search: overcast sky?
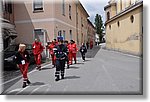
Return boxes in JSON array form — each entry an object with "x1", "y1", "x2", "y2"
[{"x1": 80, "y1": 0, "x2": 109, "y2": 25}]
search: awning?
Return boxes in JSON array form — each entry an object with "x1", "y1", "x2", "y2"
[
  {"x1": 2, "y1": 28, "x2": 17, "y2": 40},
  {"x1": 1, "y1": 18, "x2": 17, "y2": 39},
  {"x1": 1, "y1": 19, "x2": 15, "y2": 29}
]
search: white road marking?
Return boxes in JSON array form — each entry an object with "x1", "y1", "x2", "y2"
[
  {"x1": 6, "y1": 88, "x2": 22, "y2": 94},
  {"x1": 29, "y1": 84, "x2": 48, "y2": 95},
  {"x1": 44, "y1": 87, "x2": 50, "y2": 94},
  {"x1": 15, "y1": 85, "x2": 30, "y2": 95}
]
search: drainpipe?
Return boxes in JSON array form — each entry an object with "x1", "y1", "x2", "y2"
[{"x1": 0, "y1": 1, "x2": 4, "y2": 94}]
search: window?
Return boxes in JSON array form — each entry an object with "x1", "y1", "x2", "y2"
[
  {"x1": 107, "y1": 12, "x2": 110, "y2": 21},
  {"x1": 81, "y1": 33, "x2": 83, "y2": 43},
  {"x1": 77, "y1": 33, "x2": 79, "y2": 45},
  {"x1": 63, "y1": 30, "x2": 66, "y2": 40},
  {"x1": 34, "y1": 29, "x2": 44, "y2": 44},
  {"x1": 77, "y1": 12, "x2": 78, "y2": 24},
  {"x1": 129, "y1": 0, "x2": 131, "y2": 5},
  {"x1": 109, "y1": 25, "x2": 111, "y2": 30},
  {"x1": 70, "y1": 30, "x2": 72, "y2": 40},
  {"x1": 120, "y1": 0, "x2": 122, "y2": 11},
  {"x1": 81, "y1": 17, "x2": 83, "y2": 27},
  {"x1": 130, "y1": 15, "x2": 134, "y2": 23},
  {"x1": 62, "y1": 0, "x2": 65, "y2": 16},
  {"x1": 117, "y1": 21, "x2": 120, "y2": 27},
  {"x1": 58, "y1": 30, "x2": 62, "y2": 37},
  {"x1": 69, "y1": 5, "x2": 72, "y2": 19},
  {"x1": 3, "y1": 2, "x2": 12, "y2": 14},
  {"x1": 33, "y1": 0, "x2": 43, "y2": 11}
]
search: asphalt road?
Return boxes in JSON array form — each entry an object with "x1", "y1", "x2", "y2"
[{"x1": 1, "y1": 47, "x2": 142, "y2": 95}]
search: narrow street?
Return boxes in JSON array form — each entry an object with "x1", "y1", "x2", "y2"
[{"x1": 1, "y1": 47, "x2": 142, "y2": 95}]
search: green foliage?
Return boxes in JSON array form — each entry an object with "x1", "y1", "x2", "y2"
[{"x1": 94, "y1": 14, "x2": 104, "y2": 42}]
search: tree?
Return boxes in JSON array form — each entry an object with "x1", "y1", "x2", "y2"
[{"x1": 94, "y1": 14, "x2": 104, "y2": 43}]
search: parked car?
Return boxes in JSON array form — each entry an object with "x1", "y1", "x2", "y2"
[{"x1": 4, "y1": 44, "x2": 35, "y2": 70}]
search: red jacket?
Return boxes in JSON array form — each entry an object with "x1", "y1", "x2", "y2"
[
  {"x1": 67, "y1": 43, "x2": 72, "y2": 53},
  {"x1": 71, "y1": 43, "x2": 78, "y2": 53},
  {"x1": 32, "y1": 42, "x2": 44, "y2": 55},
  {"x1": 48, "y1": 43, "x2": 55, "y2": 55}
]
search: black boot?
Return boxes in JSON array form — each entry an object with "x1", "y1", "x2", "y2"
[
  {"x1": 61, "y1": 75, "x2": 64, "y2": 79},
  {"x1": 27, "y1": 79, "x2": 31, "y2": 85},
  {"x1": 22, "y1": 82, "x2": 27, "y2": 88},
  {"x1": 67, "y1": 64, "x2": 69, "y2": 69},
  {"x1": 55, "y1": 75, "x2": 60, "y2": 81},
  {"x1": 52, "y1": 65, "x2": 55, "y2": 68},
  {"x1": 38, "y1": 65, "x2": 42, "y2": 71},
  {"x1": 75, "y1": 61, "x2": 77, "y2": 64}
]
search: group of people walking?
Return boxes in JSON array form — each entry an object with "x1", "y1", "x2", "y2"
[{"x1": 14, "y1": 38, "x2": 88, "y2": 88}]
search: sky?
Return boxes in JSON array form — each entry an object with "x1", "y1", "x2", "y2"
[{"x1": 79, "y1": 0, "x2": 109, "y2": 25}]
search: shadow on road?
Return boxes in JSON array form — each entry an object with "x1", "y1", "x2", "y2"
[
  {"x1": 31, "y1": 82, "x2": 45, "y2": 86},
  {"x1": 41, "y1": 67, "x2": 54, "y2": 71},
  {"x1": 68, "y1": 66, "x2": 80, "y2": 69},
  {"x1": 64, "y1": 76, "x2": 80, "y2": 80},
  {"x1": 75, "y1": 62, "x2": 84, "y2": 65},
  {"x1": 84, "y1": 59, "x2": 91, "y2": 62}
]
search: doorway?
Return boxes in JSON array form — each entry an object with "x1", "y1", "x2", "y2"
[{"x1": 34, "y1": 29, "x2": 47, "y2": 59}]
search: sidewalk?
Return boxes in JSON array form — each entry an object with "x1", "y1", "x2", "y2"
[{"x1": 2, "y1": 48, "x2": 142, "y2": 95}]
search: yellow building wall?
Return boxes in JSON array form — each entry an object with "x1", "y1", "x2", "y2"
[{"x1": 106, "y1": 6, "x2": 142, "y2": 55}]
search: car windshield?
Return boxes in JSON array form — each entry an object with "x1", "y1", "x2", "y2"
[{"x1": 5, "y1": 45, "x2": 18, "y2": 51}]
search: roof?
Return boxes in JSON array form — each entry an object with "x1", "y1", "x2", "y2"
[
  {"x1": 87, "y1": 19, "x2": 95, "y2": 29},
  {"x1": 77, "y1": 0, "x2": 90, "y2": 17},
  {"x1": 104, "y1": 2, "x2": 116, "y2": 11}
]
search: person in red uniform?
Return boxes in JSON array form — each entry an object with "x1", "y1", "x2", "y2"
[
  {"x1": 70, "y1": 40, "x2": 78, "y2": 64},
  {"x1": 15, "y1": 44, "x2": 31, "y2": 88},
  {"x1": 53, "y1": 39, "x2": 58, "y2": 46},
  {"x1": 68, "y1": 41, "x2": 73, "y2": 65},
  {"x1": 32, "y1": 39, "x2": 44, "y2": 70},
  {"x1": 47, "y1": 40, "x2": 56, "y2": 68},
  {"x1": 90, "y1": 40, "x2": 93, "y2": 49}
]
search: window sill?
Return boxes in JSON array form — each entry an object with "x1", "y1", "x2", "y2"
[{"x1": 33, "y1": 10, "x2": 44, "y2": 13}]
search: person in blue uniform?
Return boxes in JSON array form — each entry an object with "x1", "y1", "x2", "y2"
[{"x1": 54, "y1": 39, "x2": 68, "y2": 81}]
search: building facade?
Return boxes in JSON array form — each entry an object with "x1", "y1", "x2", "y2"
[
  {"x1": 104, "y1": 0, "x2": 143, "y2": 56},
  {"x1": 12, "y1": 0, "x2": 90, "y2": 57},
  {"x1": 13, "y1": 0, "x2": 89, "y2": 45},
  {"x1": 0, "y1": 0, "x2": 17, "y2": 49},
  {"x1": 87, "y1": 19, "x2": 96, "y2": 45}
]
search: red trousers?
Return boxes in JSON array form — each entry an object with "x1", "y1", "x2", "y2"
[
  {"x1": 69, "y1": 53, "x2": 76, "y2": 64},
  {"x1": 51, "y1": 54, "x2": 56, "y2": 65},
  {"x1": 68, "y1": 52, "x2": 72, "y2": 65},
  {"x1": 34, "y1": 54, "x2": 41, "y2": 65},
  {"x1": 18, "y1": 63, "x2": 29, "y2": 80},
  {"x1": 72, "y1": 53, "x2": 77, "y2": 62}
]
